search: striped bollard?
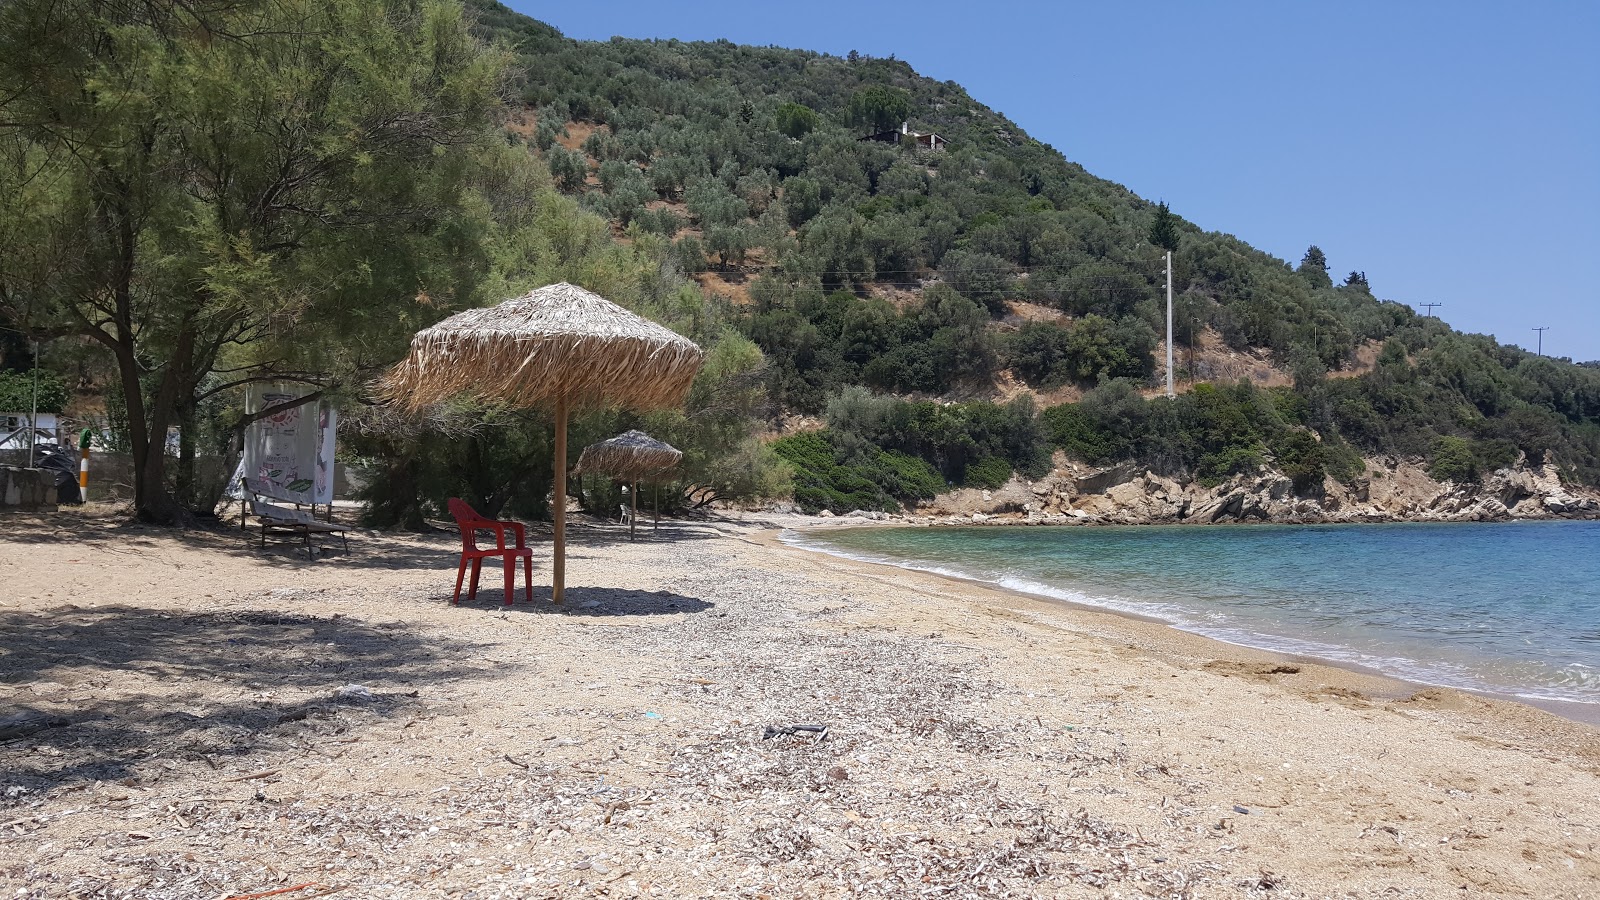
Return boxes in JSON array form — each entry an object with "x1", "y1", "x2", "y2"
[{"x1": 78, "y1": 428, "x2": 92, "y2": 503}]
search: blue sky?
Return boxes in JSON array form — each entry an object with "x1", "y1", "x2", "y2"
[{"x1": 508, "y1": 1, "x2": 1600, "y2": 361}]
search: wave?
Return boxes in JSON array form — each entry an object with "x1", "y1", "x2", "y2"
[{"x1": 781, "y1": 528, "x2": 1600, "y2": 707}]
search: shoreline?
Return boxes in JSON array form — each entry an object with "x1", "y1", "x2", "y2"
[
  {"x1": 808, "y1": 507, "x2": 1600, "y2": 529},
  {"x1": 774, "y1": 521, "x2": 1600, "y2": 728},
  {"x1": 7, "y1": 508, "x2": 1600, "y2": 897}
]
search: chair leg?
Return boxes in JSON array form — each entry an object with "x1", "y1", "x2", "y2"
[
  {"x1": 502, "y1": 555, "x2": 515, "y2": 606},
  {"x1": 468, "y1": 558, "x2": 482, "y2": 602},
  {"x1": 453, "y1": 556, "x2": 469, "y2": 605},
  {"x1": 522, "y1": 554, "x2": 533, "y2": 603}
]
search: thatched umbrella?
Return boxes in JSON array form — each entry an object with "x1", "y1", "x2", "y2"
[
  {"x1": 572, "y1": 430, "x2": 682, "y2": 540},
  {"x1": 384, "y1": 283, "x2": 704, "y2": 602}
]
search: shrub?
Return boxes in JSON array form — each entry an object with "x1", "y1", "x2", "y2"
[
  {"x1": 939, "y1": 249, "x2": 1012, "y2": 315},
  {"x1": 769, "y1": 430, "x2": 946, "y2": 513},
  {"x1": 1271, "y1": 429, "x2": 1326, "y2": 494},
  {"x1": 1197, "y1": 446, "x2": 1264, "y2": 487},
  {"x1": 0, "y1": 370, "x2": 69, "y2": 414},
  {"x1": 873, "y1": 450, "x2": 946, "y2": 500},
  {"x1": 1428, "y1": 435, "x2": 1477, "y2": 483},
  {"x1": 774, "y1": 102, "x2": 819, "y2": 139},
  {"x1": 1321, "y1": 439, "x2": 1367, "y2": 484},
  {"x1": 962, "y1": 456, "x2": 1012, "y2": 490}
]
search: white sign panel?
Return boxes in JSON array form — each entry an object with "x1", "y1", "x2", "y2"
[{"x1": 243, "y1": 385, "x2": 337, "y2": 505}]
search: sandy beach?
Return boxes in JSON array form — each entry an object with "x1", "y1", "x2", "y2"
[{"x1": 2, "y1": 508, "x2": 1597, "y2": 899}]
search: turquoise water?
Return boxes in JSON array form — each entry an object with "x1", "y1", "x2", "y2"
[{"x1": 790, "y1": 522, "x2": 1600, "y2": 708}]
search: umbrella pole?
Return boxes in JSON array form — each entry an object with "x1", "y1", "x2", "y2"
[
  {"x1": 630, "y1": 480, "x2": 638, "y2": 541},
  {"x1": 552, "y1": 396, "x2": 567, "y2": 604}
]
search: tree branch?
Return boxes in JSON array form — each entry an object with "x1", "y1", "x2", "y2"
[
  {"x1": 235, "y1": 389, "x2": 326, "y2": 431},
  {"x1": 197, "y1": 372, "x2": 324, "y2": 402}
]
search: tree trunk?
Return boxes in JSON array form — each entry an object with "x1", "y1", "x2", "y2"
[
  {"x1": 111, "y1": 344, "x2": 151, "y2": 512},
  {"x1": 175, "y1": 398, "x2": 197, "y2": 512},
  {"x1": 129, "y1": 325, "x2": 194, "y2": 525}
]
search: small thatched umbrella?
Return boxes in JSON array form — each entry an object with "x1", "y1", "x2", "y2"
[
  {"x1": 572, "y1": 430, "x2": 682, "y2": 539},
  {"x1": 385, "y1": 283, "x2": 704, "y2": 602}
]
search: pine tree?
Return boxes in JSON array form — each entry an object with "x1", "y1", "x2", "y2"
[
  {"x1": 1148, "y1": 201, "x2": 1180, "y2": 253},
  {"x1": 1298, "y1": 245, "x2": 1332, "y2": 288}
]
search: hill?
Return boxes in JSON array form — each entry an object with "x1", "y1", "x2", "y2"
[
  {"x1": 2, "y1": 0, "x2": 1595, "y2": 523},
  {"x1": 465, "y1": 0, "x2": 1600, "y2": 509}
]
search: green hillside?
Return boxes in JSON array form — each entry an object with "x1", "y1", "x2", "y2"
[
  {"x1": 468, "y1": 0, "x2": 1600, "y2": 504},
  {"x1": 1, "y1": 0, "x2": 1595, "y2": 523}
]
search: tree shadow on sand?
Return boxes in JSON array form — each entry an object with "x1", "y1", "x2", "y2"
[
  {"x1": 431, "y1": 585, "x2": 714, "y2": 618},
  {"x1": 1, "y1": 509, "x2": 730, "y2": 572},
  {"x1": 0, "y1": 604, "x2": 507, "y2": 795}
]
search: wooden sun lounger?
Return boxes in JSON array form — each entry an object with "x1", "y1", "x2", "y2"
[{"x1": 240, "y1": 477, "x2": 351, "y2": 559}]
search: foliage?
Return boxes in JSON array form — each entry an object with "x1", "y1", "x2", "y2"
[
  {"x1": 774, "y1": 103, "x2": 821, "y2": 139},
  {"x1": 466, "y1": 3, "x2": 1600, "y2": 498},
  {"x1": 1271, "y1": 430, "x2": 1328, "y2": 493},
  {"x1": 8, "y1": 0, "x2": 1600, "y2": 530},
  {"x1": 1428, "y1": 435, "x2": 1477, "y2": 483},
  {"x1": 1041, "y1": 380, "x2": 1359, "y2": 494},
  {"x1": 963, "y1": 456, "x2": 1012, "y2": 489},
  {"x1": 0, "y1": 0, "x2": 511, "y2": 520},
  {"x1": 1148, "y1": 201, "x2": 1180, "y2": 253},
  {"x1": 0, "y1": 370, "x2": 69, "y2": 414},
  {"x1": 1297, "y1": 245, "x2": 1332, "y2": 289},
  {"x1": 846, "y1": 85, "x2": 911, "y2": 134},
  {"x1": 1007, "y1": 316, "x2": 1154, "y2": 386},
  {"x1": 770, "y1": 430, "x2": 942, "y2": 513},
  {"x1": 824, "y1": 387, "x2": 1049, "y2": 484}
]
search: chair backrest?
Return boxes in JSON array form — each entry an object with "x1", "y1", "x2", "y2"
[
  {"x1": 243, "y1": 476, "x2": 319, "y2": 518},
  {"x1": 447, "y1": 497, "x2": 484, "y2": 550},
  {"x1": 240, "y1": 478, "x2": 282, "y2": 521}
]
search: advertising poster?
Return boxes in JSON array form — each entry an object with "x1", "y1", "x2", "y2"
[{"x1": 243, "y1": 384, "x2": 337, "y2": 505}]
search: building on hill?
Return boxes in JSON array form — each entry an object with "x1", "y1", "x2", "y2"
[{"x1": 859, "y1": 121, "x2": 947, "y2": 152}]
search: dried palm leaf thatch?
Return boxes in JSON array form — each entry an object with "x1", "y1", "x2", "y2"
[
  {"x1": 381, "y1": 282, "x2": 703, "y2": 604},
  {"x1": 382, "y1": 282, "x2": 705, "y2": 414},
  {"x1": 342, "y1": 397, "x2": 491, "y2": 440},
  {"x1": 572, "y1": 430, "x2": 683, "y2": 482}
]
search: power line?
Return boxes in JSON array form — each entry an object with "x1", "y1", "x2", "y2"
[
  {"x1": 708, "y1": 263, "x2": 1160, "y2": 278},
  {"x1": 1421, "y1": 302, "x2": 1442, "y2": 318}
]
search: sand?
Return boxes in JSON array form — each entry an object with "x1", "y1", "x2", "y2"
[{"x1": 1, "y1": 507, "x2": 1597, "y2": 899}]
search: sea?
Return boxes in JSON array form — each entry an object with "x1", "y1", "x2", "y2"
[{"x1": 787, "y1": 521, "x2": 1600, "y2": 716}]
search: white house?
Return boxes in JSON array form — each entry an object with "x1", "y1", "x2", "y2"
[{"x1": 0, "y1": 412, "x2": 58, "y2": 450}]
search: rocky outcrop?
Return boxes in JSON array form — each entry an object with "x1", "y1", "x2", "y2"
[{"x1": 913, "y1": 454, "x2": 1600, "y2": 528}]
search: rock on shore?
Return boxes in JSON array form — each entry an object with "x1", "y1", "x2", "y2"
[{"x1": 913, "y1": 453, "x2": 1600, "y2": 527}]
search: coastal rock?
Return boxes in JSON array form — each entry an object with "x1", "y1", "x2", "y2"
[
  {"x1": 1545, "y1": 492, "x2": 1597, "y2": 515},
  {"x1": 1184, "y1": 493, "x2": 1243, "y2": 523},
  {"x1": 1104, "y1": 482, "x2": 1146, "y2": 509},
  {"x1": 919, "y1": 450, "x2": 1599, "y2": 528},
  {"x1": 1073, "y1": 463, "x2": 1138, "y2": 495}
]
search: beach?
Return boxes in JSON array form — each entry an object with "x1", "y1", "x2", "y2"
[{"x1": 2, "y1": 509, "x2": 1597, "y2": 899}]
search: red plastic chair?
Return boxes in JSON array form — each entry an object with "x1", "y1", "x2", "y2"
[{"x1": 447, "y1": 498, "x2": 534, "y2": 605}]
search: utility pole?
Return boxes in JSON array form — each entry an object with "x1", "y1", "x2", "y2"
[
  {"x1": 28, "y1": 340, "x2": 38, "y2": 469},
  {"x1": 1165, "y1": 250, "x2": 1174, "y2": 399},
  {"x1": 1421, "y1": 302, "x2": 1442, "y2": 318},
  {"x1": 1533, "y1": 326, "x2": 1549, "y2": 356},
  {"x1": 1148, "y1": 199, "x2": 1180, "y2": 397}
]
